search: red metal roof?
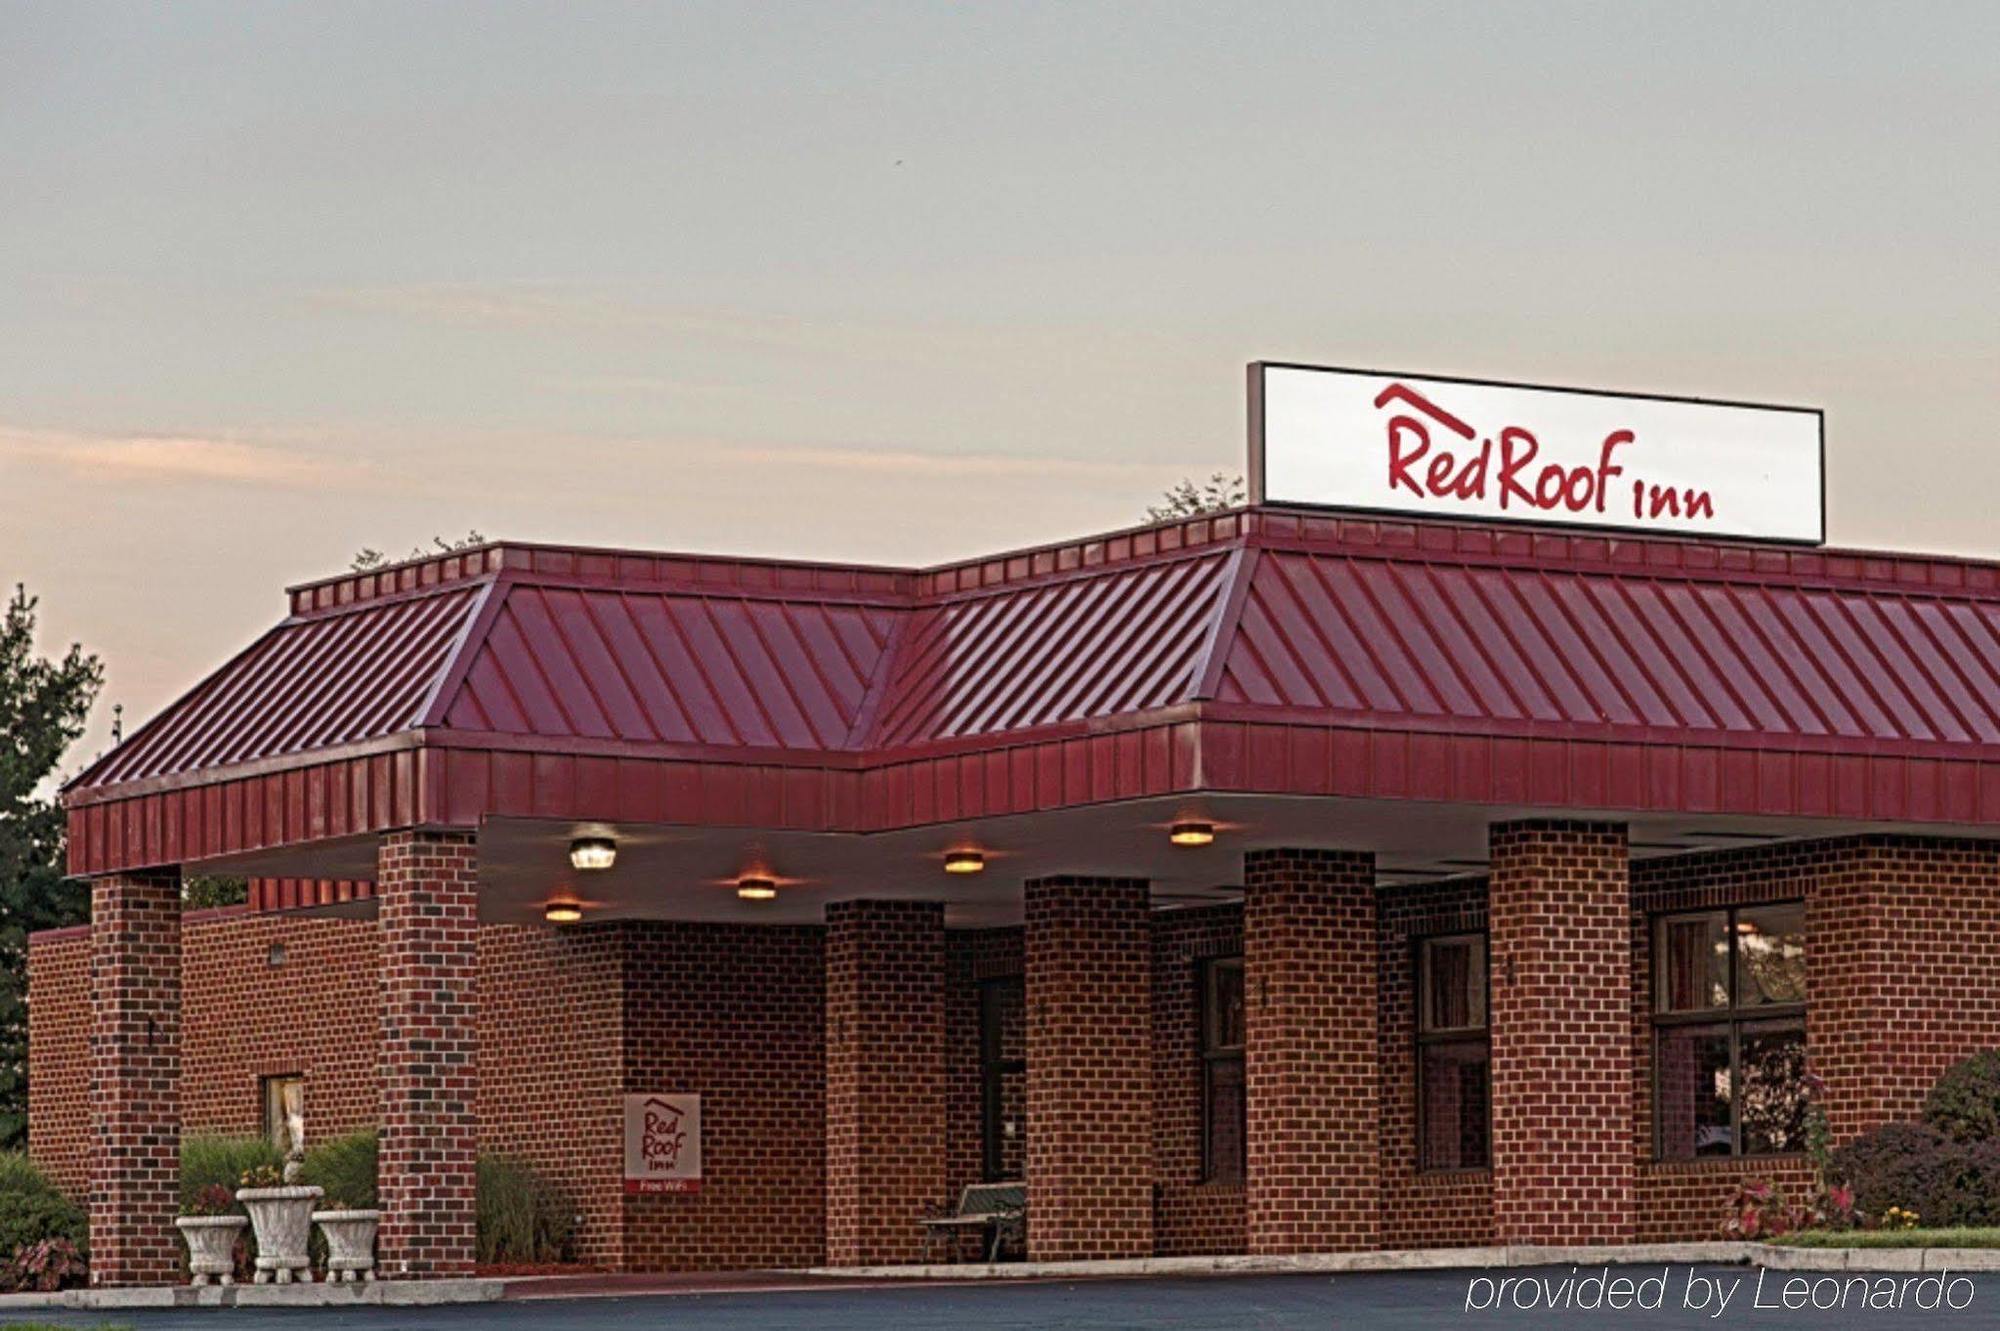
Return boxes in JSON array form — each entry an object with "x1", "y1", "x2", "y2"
[
  {"x1": 65, "y1": 509, "x2": 2000, "y2": 873},
  {"x1": 866, "y1": 550, "x2": 1234, "y2": 748},
  {"x1": 1218, "y1": 549, "x2": 2000, "y2": 747},
  {"x1": 76, "y1": 583, "x2": 484, "y2": 789},
  {"x1": 442, "y1": 585, "x2": 899, "y2": 750}
]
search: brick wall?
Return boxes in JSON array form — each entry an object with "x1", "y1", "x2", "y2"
[
  {"x1": 1805, "y1": 837, "x2": 2000, "y2": 1140},
  {"x1": 1377, "y1": 878, "x2": 1494, "y2": 1248},
  {"x1": 1243, "y1": 849, "x2": 1379, "y2": 1253},
  {"x1": 1023, "y1": 875, "x2": 1153, "y2": 1260},
  {"x1": 477, "y1": 924, "x2": 626, "y2": 1271},
  {"x1": 1150, "y1": 904, "x2": 1245, "y2": 1256},
  {"x1": 621, "y1": 922, "x2": 827, "y2": 1272},
  {"x1": 87, "y1": 872, "x2": 183, "y2": 1286},
  {"x1": 376, "y1": 831, "x2": 480, "y2": 1279},
  {"x1": 825, "y1": 901, "x2": 945, "y2": 1266},
  {"x1": 26, "y1": 927, "x2": 89, "y2": 1197},
  {"x1": 1489, "y1": 820, "x2": 1635, "y2": 1245}
]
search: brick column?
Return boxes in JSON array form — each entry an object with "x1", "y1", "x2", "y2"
[
  {"x1": 824, "y1": 900, "x2": 946, "y2": 1266},
  {"x1": 377, "y1": 830, "x2": 479, "y2": 1279},
  {"x1": 87, "y1": 870, "x2": 182, "y2": 1287},
  {"x1": 1243, "y1": 849, "x2": 1379, "y2": 1254},
  {"x1": 1489, "y1": 820, "x2": 1633, "y2": 1245},
  {"x1": 1024, "y1": 875, "x2": 1152, "y2": 1260}
]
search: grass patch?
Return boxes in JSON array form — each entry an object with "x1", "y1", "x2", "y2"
[{"x1": 1776, "y1": 1227, "x2": 2000, "y2": 1249}]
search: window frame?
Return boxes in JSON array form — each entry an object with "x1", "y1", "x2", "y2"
[
  {"x1": 1199, "y1": 955, "x2": 1246, "y2": 1184},
  {"x1": 1650, "y1": 902, "x2": 1807, "y2": 1161},
  {"x1": 1414, "y1": 931, "x2": 1491, "y2": 1173},
  {"x1": 260, "y1": 1073, "x2": 305, "y2": 1156}
]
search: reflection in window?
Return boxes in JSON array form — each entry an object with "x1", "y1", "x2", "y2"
[
  {"x1": 1653, "y1": 904, "x2": 1807, "y2": 1159},
  {"x1": 262, "y1": 1074, "x2": 305, "y2": 1157},
  {"x1": 1418, "y1": 934, "x2": 1490, "y2": 1170}
]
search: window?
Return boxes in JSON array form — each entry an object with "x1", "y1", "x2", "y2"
[
  {"x1": 1653, "y1": 902, "x2": 1807, "y2": 1160},
  {"x1": 1417, "y1": 933, "x2": 1490, "y2": 1170},
  {"x1": 978, "y1": 978, "x2": 1027, "y2": 1181},
  {"x1": 261, "y1": 1074, "x2": 305, "y2": 1156},
  {"x1": 1201, "y1": 957, "x2": 1245, "y2": 1183}
]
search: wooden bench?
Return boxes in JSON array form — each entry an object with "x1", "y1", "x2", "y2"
[{"x1": 919, "y1": 1181, "x2": 1026, "y2": 1262}]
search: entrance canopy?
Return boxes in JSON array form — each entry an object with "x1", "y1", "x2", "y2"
[{"x1": 65, "y1": 507, "x2": 2000, "y2": 919}]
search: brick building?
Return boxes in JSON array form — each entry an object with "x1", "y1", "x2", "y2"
[{"x1": 31, "y1": 503, "x2": 2000, "y2": 1283}]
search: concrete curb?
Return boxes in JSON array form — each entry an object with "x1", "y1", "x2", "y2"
[
  {"x1": 803, "y1": 1242, "x2": 2000, "y2": 1280},
  {"x1": 0, "y1": 1277, "x2": 506, "y2": 1311}
]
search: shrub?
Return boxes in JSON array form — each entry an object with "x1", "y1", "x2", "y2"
[
  {"x1": 477, "y1": 1155, "x2": 575, "y2": 1266},
  {"x1": 298, "y1": 1129, "x2": 378, "y2": 1210},
  {"x1": 1924, "y1": 1050, "x2": 2000, "y2": 1144},
  {"x1": 179, "y1": 1136, "x2": 280, "y2": 1213},
  {"x1": 1, "y1": 1237, "x2": 88, "y2": 1293},
  {"x1": 0, "y1": 1154, "x2": 87, "y2": 1261},
  {"x1": 1830, "y1": 1121, "x2": 1960, "y2": 1223}
]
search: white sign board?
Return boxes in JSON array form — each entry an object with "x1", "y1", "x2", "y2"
[
  {"x1": 1250, "y1": 363, "x2": 1823, "y2": 544},
  {"x1": 623, "y1": 1093, "x2": 701, "y2": 1194}
]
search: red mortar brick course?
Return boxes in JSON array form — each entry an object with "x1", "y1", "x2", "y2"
[
  {"x1": 377, "y1": 831, "x2": 480, "y2": 1279},
  {"x1": 1377, "y1": 877, "x2": 1494, "y2": 1248},
  {"x1": 1151, "y1": 904, "x2": 1245, "y2": 1257},
  {"x1": 1244, "y1": 850, "x2": 1379, "y2": 1254},
  {"x1": 183, "y1": 913, "x2": 380, "y2": 1143},
  {"x1": 27, "y1": 931, "x2": 89, "y2": 1197},
  {"x1": 1490, "y1": 820, "x2": 1635, "y2": 1245},
  {"x1": 87, "y1": 872, "x2": 183, "y2": 1287},
  {"x1": 621, "y1": 922, "x2": 828, "y2": 1272},
  {"x1": 1024, "y1": 876, "x2": 1154, "y2": 1260},
  {"x1": 825, "y1": 901, "x2": 946, "y2": 1266},
  {"x1": 478, "y1": 924, "x2": 626, "y2": 1271}
]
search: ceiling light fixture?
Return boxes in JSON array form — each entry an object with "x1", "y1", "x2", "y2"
[
  {"x1": 569, "y1": 836, "x2": 617, "y2": 871},
  {"x1": 944, "y1": 850, "x2": 986, "y2": 875},
  {"x1": 1169, "y1": 821, "x2": 1216, "y2": 847},
  {"x1": 544, "y1": 900, "x2": 584, "y2": 925},
  {"x1": 736, "y1": 876, "x2": 778, "y2": 902}
]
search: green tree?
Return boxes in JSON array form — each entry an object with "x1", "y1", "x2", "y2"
[
  {"x1": 0, "y1": 585, "x2": 103, "y2": 1149},
  {"x1": 1147, "y1": 473, "x2": 1244, "y2": 522},
  {"x1": 352, "y1": 529, "x2": 486, "y2": 572}
]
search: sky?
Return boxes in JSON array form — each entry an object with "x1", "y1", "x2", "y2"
[{"x1": 3, "y1": 1, "x2": 1998, "y2": 771}]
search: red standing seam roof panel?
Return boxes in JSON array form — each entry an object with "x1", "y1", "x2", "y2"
[
  {"x1": 1215, "y1": 551, "x2": 2000, "y2": 745},
  {"x1": 442, "y1": 587, "x2": 900, "y2": 750},
  {"x1": 76, "y1": 584, "x2": 484, "y2": 788}
]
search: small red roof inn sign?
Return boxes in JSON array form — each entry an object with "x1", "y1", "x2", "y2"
[
  {"x1": 623, "y1": 1094, "x2": 702, "y2": 1195},
  {"x1": 1249, "y1": 362, "x2": 1824, "y2": 545}
]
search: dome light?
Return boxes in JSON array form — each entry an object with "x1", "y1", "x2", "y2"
[
  {"x1": 569, "y1": 836, "x2": 617, "y2": 871},
  {"x1": 944, "y1": 850, "x2": 986, "y2": 875},
  {"x1": 737, "y1": 876, "x2": 778, "y2": 902},
  {"x1": 1169, "y1": 821, "x2": 1216, "y2": 847},
  {"x1": 544, "y1": 900, "x2": 584, "y2": 925}
]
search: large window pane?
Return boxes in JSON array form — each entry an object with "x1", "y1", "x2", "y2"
[
  {"x1": 1420, "y1": 1040, "x2": 1491, "y2": 1170},
  {"x1": 1736, "y1": 903, "x2": 1807, "y2": 1007},
  {"x1": 1656, "y1": 1026, "x2": 1734, "y2": 1159},
  {"x1": 1421, "y1": 935, "x2": 1487, "y2": 1033},
  {"x1": 1740, "y1": 1023, "x2": 1809, "y2": 1155},
  {"x1": 1656, "y1": 912, "x2": 1730, "y2": 1013}
]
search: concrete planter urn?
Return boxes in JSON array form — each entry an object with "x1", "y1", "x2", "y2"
[
  {"x1": 235, "y1": 1185, "x2": 324, "y2": 1283},
  {"x1": 175, "y1": 1215, "x2": 248, "y2": 1285},
  {"x1": 312, "y1": 1209, "x2": 381, "y2": 1282}
]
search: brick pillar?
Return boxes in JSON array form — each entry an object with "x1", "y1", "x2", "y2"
[
  {"x1": 1024, "y1": 875, "x2": 1152, "y2": 1260},
  {"x1": 87, "y1": 871, "x2": 182, "y2": 1287},
  {"x1": 1489, "y1": 819, "x2": 1634, "y2": 1245},
  {"x1": 1243, "y1": 849, "x2": 1379, "y2": 1254},
  {"x1": 824, "y1": 900, "x2": 946, "y2": 1266},
  {"x1": 377, "y1": 830, "x2": 479, "y2": 1279}
]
